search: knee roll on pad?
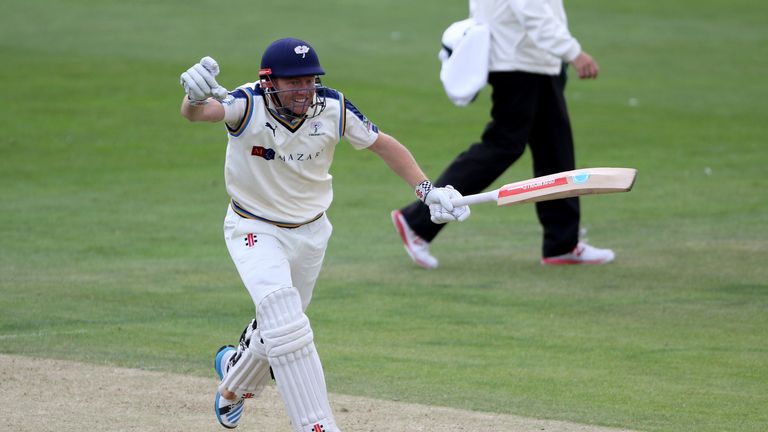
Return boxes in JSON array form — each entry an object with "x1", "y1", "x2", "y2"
[
  {"x1": 237, "y1": 319, "x2": 268, "y2": 359},
  {"x1": 258, "y1": 288, "x2": 338, "y2": 432}
]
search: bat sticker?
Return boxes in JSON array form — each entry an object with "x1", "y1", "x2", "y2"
[{"x1": 571, "y1": 173, "x2": 590, "y2": 184}]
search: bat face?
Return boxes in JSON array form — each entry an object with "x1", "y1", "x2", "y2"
[
  {"x1": 498, "y1": 175, "x2": 569, "y2": 199},
  {"x1": 496, "y1": 167, "x2": 637, "y2": 206}
]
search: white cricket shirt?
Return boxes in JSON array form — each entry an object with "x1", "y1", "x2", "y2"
[{"x1": 220, "y1": 83, "x2": 379, "y2": 224}]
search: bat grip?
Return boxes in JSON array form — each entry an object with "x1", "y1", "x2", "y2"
[{"x1": 450, "y1": 190, "x2": 498, "y2": 207}]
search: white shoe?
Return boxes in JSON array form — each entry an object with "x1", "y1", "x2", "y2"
[
  {"x1": 215, "y1": 346, "x2": 244, "y2": 429},
  {"x1": 391, "y1": 210, "x2": 438, "y2": 269},
  {"x1": 215, "y1": 393, "x2": 244, "y2": 429},
  {"x1": 541, "y1": 242, "x2": 615, "y2": 265}
]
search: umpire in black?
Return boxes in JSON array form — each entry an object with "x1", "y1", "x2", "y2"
[{"x1": 391, "y1": 0, "x2": 616, "y2": 268}]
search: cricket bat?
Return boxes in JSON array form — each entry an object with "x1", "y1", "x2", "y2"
[{"x1": 450, "y1": 167, "x2": 637, "y2": 207}]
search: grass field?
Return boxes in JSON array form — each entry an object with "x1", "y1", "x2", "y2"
[{"x1": 1, "y1": 1, "x2": 767, "y2": 431}]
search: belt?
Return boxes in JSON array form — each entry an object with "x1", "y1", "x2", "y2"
[{"x1": 231, "y1": 200, "x2": 323, "y2": 229}]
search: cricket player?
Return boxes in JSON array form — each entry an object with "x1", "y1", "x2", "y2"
[{"x1": 179, "y1": 38, "x2": 470, "y2": 431}]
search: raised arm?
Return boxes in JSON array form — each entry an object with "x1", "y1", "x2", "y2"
[
  {"x1": 180, "y1": 96, "x2": 226, "y2": 122},
  {"x1": 179, "y1": 56, "x2": 229, "y2": 122}
]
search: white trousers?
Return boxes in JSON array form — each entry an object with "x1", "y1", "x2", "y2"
[{"x1": 223, "y1": 205, "x2": 333, "y2": 312}]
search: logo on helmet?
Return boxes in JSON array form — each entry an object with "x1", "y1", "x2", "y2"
[{"x1": 294, "y1": 45, "x2": 310, "y2": 58}]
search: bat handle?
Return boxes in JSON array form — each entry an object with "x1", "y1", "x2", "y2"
[{"x1": 450, "y1": 190, "x2": 498, "y2": 207}]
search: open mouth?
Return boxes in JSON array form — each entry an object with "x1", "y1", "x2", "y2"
[
  {"x1": 289, "y1": 97, "x2": 311, "y2": 113},
  {"x1": 268, "y1": 85, "x2": 325, "y2": 119}
]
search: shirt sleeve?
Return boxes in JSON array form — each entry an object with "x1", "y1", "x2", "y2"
[
  {"x1": 221, "y1": 90, "x2": 249, "y2": 126},
  {"x1": 507, "y1": 0, "x2": 581, "y2": 62},
  {"x1": 341, "y1": 97, "x2": 379, "y2": 149}
]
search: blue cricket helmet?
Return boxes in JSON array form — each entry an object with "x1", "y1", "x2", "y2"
[{"x1": 259, "y1": 38, "x2": 325, "y2": 78}]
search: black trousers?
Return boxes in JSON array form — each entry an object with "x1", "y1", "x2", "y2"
[{"x1": 400, "y1": 70, "x2": 580, "y2": 257}]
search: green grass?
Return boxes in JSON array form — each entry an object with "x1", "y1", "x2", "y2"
[{"x1": 1, "y1": 1, "x2": 767, "y2": 431}]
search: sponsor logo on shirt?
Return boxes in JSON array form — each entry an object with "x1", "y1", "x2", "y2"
[
  {"x1": 251, "y1": 145, "x2": 325, "y2": 163},
  {"x1": 362, "y1": 116, "x2": 374, "y2": 132},
  {"x1": 278, "y1": 151, "x2": 323, "y2": 162},
  {"x1": 308, "y1": 121, "x2": 325, "y2": 137},
  {"x1": 251, "y1": 146, "x2": 276, "y2": 160},
  {"x1": 265, "y1": 122, "x2": 277, "y2": 137}
]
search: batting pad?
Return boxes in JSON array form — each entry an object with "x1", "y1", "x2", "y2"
[
  {"x1": 259, "y1": 287, "x2": 339, "y2": 432},
  {"x1": 218, "y1": 319, "x2": 271, "y2": 398},
  {"x1": 218, "y1": 345, "x2": 271, "y2": 398}
]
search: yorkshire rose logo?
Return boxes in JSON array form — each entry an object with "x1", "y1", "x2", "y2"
[
  {"x1": 308, "y1": 121, "x2": 325, "y2": 137},
  {"x1": 294, "y1": 45, "x2": 310, "y2": 58}
]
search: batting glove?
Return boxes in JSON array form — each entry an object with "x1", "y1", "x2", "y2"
[
  {"x1": 417, "y1": 182, "x2": 471, "y2": 224},
  {"x1": 180, "y1": 56, "x2": 229, "y2": 105}
]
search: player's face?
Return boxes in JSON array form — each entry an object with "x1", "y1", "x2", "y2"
[{"x1": 272, "y1": 76, "x2": 317, "y2": 115}]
